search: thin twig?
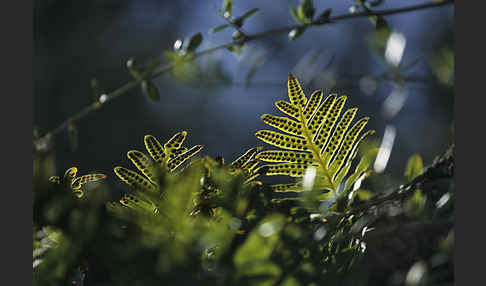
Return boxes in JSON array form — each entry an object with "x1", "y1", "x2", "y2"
[
  {"x1": 34, "y1": 0, "x2": 454, "y2": 147},
  {"x1": 346, "y1": 143, "x2": 454, "y2": 216}
]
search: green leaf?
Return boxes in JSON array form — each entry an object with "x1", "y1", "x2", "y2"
[
  {"x1": 222, "y1": 0, "x2": 232, "y2": 17},
  {"x1": 404, "y1": 188, "x2": 426, "y2": 218},
  {"x1": 210, "y1": 24, "x2": 230, "y2": 34},
  {"x1": 141, "y1": 80, "x2": 160, "y2": 102},
  {"x1": 342, "y1": 147, "x2": 379, "y2": 193},
  {"x1": 240, "y1": 8, "x2": 259, "y2": 20},
  {"x1": 300, "y1": 0, "x2": 315, "y2": 21},
  {"x1": 289, "y1": 8, "x2": 301, "y2": 23},
  {"x1": 184, "y1": 33, "x2": 203, "y2": 53},
  {"x1": 355, "y1": 189, "x2": 373, "y2": 200},
  {"x1": 232, "y1": 8, "x2": 260, "y2": 28},
  {"x1": 255, "y1": 74, "x2": 374, "y2": 196},
  {"x1": 404, "y1": 154, "x2": 423, "y2": 181},
  {"x1": 367, "y1": 16, "x2": 391, "y2": 57},
  {"x1": 314, "y1": 8, "x2": 332, "y2": 25},
  {"x1": 234, "y1": 214, "x2": 285, "y2": 266}
]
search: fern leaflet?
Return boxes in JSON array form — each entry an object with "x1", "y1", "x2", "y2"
[{"x1": 49, "y1": 167, "x2": 106, "y2": 198}]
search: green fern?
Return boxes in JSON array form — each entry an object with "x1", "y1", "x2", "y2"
[
  {"x1": 113, "y1": 131, "x2": 203, "y2": 212},
  {"x1": 49, "y1": 167, "x2": 106, "y2": 198},
  {"x1": 254, "y1": 73, "x2": 375, "y2": 197},
  {"x1": 228, "y1": 146, "x2": 268, "y2": 185}
]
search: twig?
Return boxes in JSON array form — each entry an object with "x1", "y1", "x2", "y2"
[
  {"x1": 347, "y1": 143, "x2": 454, "y2": 216},
  {"x1": 34, "y1": 0, "x2": 454, "y2": 148}
]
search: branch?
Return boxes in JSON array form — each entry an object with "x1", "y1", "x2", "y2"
[
  {"x1": 347, "y1": 143, "x2": 454, "y2": 216},
  {"x1": 34, "y1": 0, "x2": 454, "y2": 148}
]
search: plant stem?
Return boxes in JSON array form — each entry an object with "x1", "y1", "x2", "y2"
[
  {"x1": 346, "y1": 144, "x2": 454, "y2": 216},
  {"x1": 298, "y1": 106, "x2": 335, "y2": 193},
  {"x1": 34, "y1": 0, "x2": 453, "y2": 147}
]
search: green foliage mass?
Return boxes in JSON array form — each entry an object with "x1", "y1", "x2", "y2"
[{"x1": 33, "y1": 75, "x2": 453, "y2": 286}]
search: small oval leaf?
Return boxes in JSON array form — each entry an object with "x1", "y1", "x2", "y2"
[
  {"x1": 185, "y1": 33, "x2": 203, "y2": 53},
  {"x1": 210, "y1": 24, "x2": 230, "y2": 34},
  {"x1": 240, "y1": 8, "x2": 259, "y2": 20},
  {"x1": 404, "y1": 154, "x2": 423, "y2": 181},
  {"x1": 141, "y1": 80, "x2": 160, "y2": 102}
]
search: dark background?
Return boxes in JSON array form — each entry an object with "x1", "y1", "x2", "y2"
[{"x1": 34, "y1": 0, "x2": 454, "y2": 195}]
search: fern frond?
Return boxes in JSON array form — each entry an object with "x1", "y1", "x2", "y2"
[
  {"x1": 261, "y1": 114, "x2": 303, "y2": 137},
  {"x1": 113, "y1": 132, "x2": 204, "y2": 217},
  {"x1": 255, "y1": 130, "x2": 309, "y2": 151},
  {"x1": 256, "y1": 150, "x2": 313, "y2": 164},
  {"x1": 340, "y1": 130, "x2": 377, "y2": 192},
  {"x1": 127, "y1": 150, "x2": 158, "y2": 184},
  {"x1": 312, "y1": 95, "x2": 347, "y2": 145},
  {"x1": 63, "y1": 167, "x2": 78, "y2": 186},
  {"x1": 144, "y1": 135, "x2": 166, "y2": 164},
  {"x1": 275, "y1": 100, "x2": 299, "y2": 119},
  {"x1": 307, "y1": 93, "x2": 337, "y2": 137},
  {"x1": 303, "y1": 90, "x2": 323, "y2": 121},
  {"x1": 287, "y1": 72, "x2": 307, "y2": 106},
  {"x1": 48, "y1": 167, "x2": 107, "y2": 198},
  {"x1": 113, "y1": 130, "x2": 204, "y2": 218},
  {"x1": 164, "y1": 131, "x2": 188, "y2": 160},
  {"x1": 271, "y1": 183, "x2": 303, "y2": 192},
  {"x1": 230, "y1": 147, "x2": 261, "y2": 170},
  {"x1": 255, "y1": 163, "x2": 310, "y2": 177},
  {"x1": 120, "y1": 193, "x2": 158, "y2": 214},
  {"x1": 328, "y1": 118, "x2": 370, "y2": 175},
  {"x1": 49, "y1": 176, "x2": 61, "y2": 184},
  {"x1": 167, "y1": 145, "x2": 204, "y2": 171},
  {"x1": 321, "y1": 108, "x2": 359, "y2": 164},
  {"x1": 244, "y1": 172, "x2": 262, "y2": 184},
  {"x1": 114, "y1": 166, "x2": 158, "y2": 192},
  {"x1": 242, "y1": 158, "x2": 259, "y2": 171},
  {"x1": 255, "y1": 73, "x2": 375, "y2": 195},
  {"x1": 71, "y1": 174, "x2": 107, "y2": 190}
]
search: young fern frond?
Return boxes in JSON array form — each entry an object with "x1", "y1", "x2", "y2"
[
  {"x1": 49, "y1": 167, "x2": 106, "y2": 198},
  {"x1": 254, "y1": 73, "x2": 375, "y2": 195},
  {"x1": 229, "y1": 147, "x2": 265, "y2": 184},
  {"x1": 113, "y1": 131, "x2": 203, "y2": 213}
]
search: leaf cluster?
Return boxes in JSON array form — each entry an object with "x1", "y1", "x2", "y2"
[{"x1": 33, "y1": 75, "x2": 453, "y2": 286}]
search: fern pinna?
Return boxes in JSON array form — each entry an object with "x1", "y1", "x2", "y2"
[
  {"x1": 113, "y1": 131, "x2": 203, "y2": 212},
  {"x1": 254, "y1": 73, "x2": 375, "y2": 197},
  {"x1": 228, "y1": 146, "x2": 268, "y2": 185},
  {"x1": 49, "y1": 167, "x2": 106, "y2": 198}
]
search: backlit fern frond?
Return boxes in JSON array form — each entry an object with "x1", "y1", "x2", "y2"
[
  {"x1": 113, "y1": 131, "x2": 203, "y2": 213},
  {"x1": 229, "y1": 147, "x2": 267, "y2": 184},
  {"x1": 254, "y1": 73, "x2": 375, "y2": 196},
  {"x1": 49, "y1": 167, "x2": 106, "y2": 198},
  {"x1": 189, "y1": 147, "x2": 266, "y2": 217}
]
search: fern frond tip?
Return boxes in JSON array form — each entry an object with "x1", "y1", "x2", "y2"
[{"x1": 288, "y1": 72, "x2": 295, "y2": 80}]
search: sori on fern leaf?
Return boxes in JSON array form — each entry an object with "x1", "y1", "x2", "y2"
[
  {"x1": 112, "y1": 131, "x2": 203, "y2": 213},
  {"x1": 253, "y1": 73, "x2": 375, "y2": 199},
  {"x1": 228, "y1": 146, "x2": 269, "y2": 185},
  {"x1": 49, "y1": 167, "x2": 106, "y2": 198},
  {"x1": 110, "y1": 131, "x2": 266, "y2": 217}
]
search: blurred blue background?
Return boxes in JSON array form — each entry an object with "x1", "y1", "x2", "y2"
[{"x1": 34, "y1": 0, "x2": 454, "y2": 192}]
